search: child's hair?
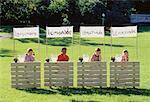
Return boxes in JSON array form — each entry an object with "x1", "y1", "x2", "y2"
[
  {"x1": 62, "y1": 47, "x2": 67, "y2": 51},
  {"x1": 96, "y1": 48, "x2": 101, "y2": 51},
  {"x1": 124, "y1": 50, "x2": 128, "y2": 53},
  {"x1": 27, "y1": 48, "x2": 33, "y2": 53}
]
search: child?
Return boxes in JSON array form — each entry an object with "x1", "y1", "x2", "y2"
[
  {"x1": 121, "y1": 50, "x2": 129, "y2": 62},
  {"x1": 24, "y1": 48, "x2": 35, "y2": 62},
  {"x1": 91, "y1": 48, "x2": 101, "y2": 61},
  {"x1": 57, "y1": 48, "x2": 69, "y2": 61}
]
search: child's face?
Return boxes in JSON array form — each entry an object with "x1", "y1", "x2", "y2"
[
  {"x1": 62, "y1": 49, "x2": 67, "y2": 54},
  {"x1": 28, "y1": 51, "x2": 33, "y2": 55},
  {"x1": 124, "y1": 52, "x2": 128, "y2": 56},
  {"x1": 96, "y1": 51, "x2": 101, "y2": 55}
]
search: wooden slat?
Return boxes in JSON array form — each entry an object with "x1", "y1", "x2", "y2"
[
  {"x1": 78, "y1": 70, "x2": 106, "y2": 75},
  {"x1": 12, "y1": 84, "x2": 40, "y2": 88},
  {"x1": 110, "y1": 70, "x2": 139, "y2": 74},
  {"x1": 78, "y1": 75, "x2": 106, "y2": 78},
  {"x1": 78, "y1": 82, "x2": 106, "y2": 86},
  {"x1": 11, "y1": 62, "x2": 40, "y2": 66},
  {"x1": 44, "y1": 71, "x2": 73, "y2": 75},
  {"x1": 12, "y1": 73, "x2": 41, "y2": 77},
  {"x1": 110, "y1": 83, "x2": 139, "y2": 87},
  {"x1": 45, "y1": 78, "x2": 73, "y2": 82},
  {"x1": 11, "y1": 68, "x2": 40, "y2": 71},
  {"x1": 44, "y1": 75, "x2": 73, "y2": 79},
  {"x1": 110, "y1": 68, "x2": 139, "y2": 71},
  {"x1": 12, "y1": 80, "x2": 40, "y2": 84},
  {"x1": 44, "y1": 83, "x2": 73, "y2": 86},
  {"x1": 110, "y1": 74, "x2": 139, "y2": 79},
  {"x1": 78, "y1": 78, "x2": 106, "y2": 82},
  {"x1": 110, "y1": 78, "x2": 139, "y2": 83},
  {"x1": 44, "y1": 62, "x2": 73, "y2": 66},
  {"x1": 11, "y1": 72, "x2": 40, "y2": 75},
  {"x1": 44, "y1": 67, "x2": 73, "y2": 71},
  {"x1": 78, "y1": 62, "x2": 106, "y2": 66}
]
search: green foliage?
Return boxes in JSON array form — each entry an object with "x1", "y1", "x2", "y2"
[{"x1": 48, "y1": 0, "x2": 69, "y2": 14}]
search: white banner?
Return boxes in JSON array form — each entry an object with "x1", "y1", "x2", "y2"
[
  {"x1": 80, "y1": 26, "x2": 104, "y2": 38},
  {"x1": 46, "y1": 26, "x2": 73, "y2": 38},
  {"x1": 111, "y1": 26, "x2": 137, "y2": 38},
  {"x1": 13, "y1": 27, "x2": 39, "y2": 38}
]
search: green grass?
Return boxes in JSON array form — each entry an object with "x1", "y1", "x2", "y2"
[{"x1": 0, "y1": 26, "x2": 150, "y2": 102}]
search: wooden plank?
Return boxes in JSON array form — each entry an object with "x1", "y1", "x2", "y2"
[
  {"x1": 110, "y1": 68, "x2": 140, "y2": 71},
  {"x1": 78, "y1": 82, "x2": 106, "y2": 86},
  {"x1": 110, "y1": 79, "x2": 140, "y2": 83},
  {"x1": 110, "y1": 74, "x2": 139, "y2": 79},
  {"x1": 11, "y1": 67, "x2": 40, "y2": 71},
  {"x1": 12, "y1": 80, "x2": 40, "y2": 84},
  {"x1": 44, "y1": 69, "x2": 73, "y2": 72},
  {"x1": 44, "y1": 65, "x2": 73, "y2": 67},
  {"x1": 44, "y1": 83, "x2": 73, "y2": 86},
  {"x1": 12, "y1": 84, "x2": 40, "y2": 88},
  {"x1": 78, "y1": 69, "x2": 106, "y2": 71},
  {"x1": 78, "y1": 78, "x2": 106, "y2": 83},
  {"x1": 11, "y1": 65, "x2": 41, "y2": 68},
  {"x1": 12, "y1": 73, "x2": 40, "y2": 77},
  {"x1": 110, "y1": 71, "x2": 139, "y2": 74},
  {"x1": 110, "y1": 62, "x2": 139, "y2": 65},
  {"x1": 44, "y1": 67, "x2": 73, "y2": 71},
  {"x1": 11, "y1": 62, "x2": 41, "y2": 66},
  {"x1": 44, "y1": 75, "x2": 73, "y2": 78},
  {"x1": 78, "y1": 62, "x2": 106, "y2": 66},
  {"x1": 11, "y1": 71, "x2": 40, "y2": 74},
  {"x1": 110, "y1": 83, "x2": 139, "y2": 87},
  {"x1": 78, "y1": 75, "x2": 106, "y2": 78},
  {"x1": 44, "y1": 74, "x2": 72, "y2": 78},
  {"x1": 78, "y1": 70, "x2": 106, "y2": 75},
  {"x1": 44, "y1": 62, "x2": 73, "y2": 66},
  {"x1": 12, "y1": 76, "x2": 40, "y2": 80},
  {"x1": 44, "y1": 71, "x2": 73, "y2": 75},
  {"x1": 44, "y1": 78, "x2": 73, "y2": 82}
]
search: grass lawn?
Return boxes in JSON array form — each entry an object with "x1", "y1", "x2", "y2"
[{"x1": 0, "y1": 26, "x2": 150, "y2": 102}]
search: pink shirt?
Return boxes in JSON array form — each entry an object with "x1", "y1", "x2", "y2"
[
  {"x1": 91, "y1": 54, "x2": 101, "y2": 61},
  {"x1": 121, "y1": 55, "x2": 128, "y2": 62},
  {"x1": 24, "y1": 55, "x2": 35, "y2": 62}
]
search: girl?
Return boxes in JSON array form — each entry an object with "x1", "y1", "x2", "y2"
[
  {"x1": 24, "y1": 48, "x2": 35, "y2": 62},
  {"x1": 91, "y1": 48, "x2": 101, "y2": 61},
  {"x1": 121, "y1": 50, "x2": 129, "y2": 62}
]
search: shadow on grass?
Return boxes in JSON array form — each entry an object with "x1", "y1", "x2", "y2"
[
  {"x1": 18, "y1": 87, "x2": 150, "y2": 96},
  {"x1": 0, "y1": 49, "x2": 14, "y2": 57},
  {"x1": 80, "y1": 39, "x2": 133, "y2": 47},
  {"x1": 16, "y1": 37, "x2": 72, "y2": 47}
]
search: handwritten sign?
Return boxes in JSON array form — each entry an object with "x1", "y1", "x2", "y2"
[
  {"x1": 13, "y1": 27, "x2": 39, "y2": 38},
  {"x1": 80, "y1": 26, "x2": 104, "y2": 38},
  {"x1": 111, "y1": 26, "x2": 137, "y2": 38},
  {"x1": 46, "y1": 26, "x2": 73, "y2": 38}
]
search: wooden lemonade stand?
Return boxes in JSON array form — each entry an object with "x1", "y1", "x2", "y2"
[
  {"x1": 11, "y1": 26, "x2": 41, "y2": 89},
  {"x1": 77, "y1": 26, "x2": 107, "y2": 87},
  {"x1": 110, "y1": 26, "x2": 140, "y2": 87},
  {"x1": 44, "y1": 26, "x2": 74, "y2": 87}
]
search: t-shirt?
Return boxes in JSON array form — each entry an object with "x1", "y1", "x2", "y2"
[
  {"x1": 91, "y1": 54, "x2": 101, "y2": 61},
  {"x1": 24, "y1": 55, "x2": 35, "y2": 62},
  {"x1": 57, "y1": 54, "x2": 69, "y2": 61},
  {"x1": 121, "y1": 55, "x2": 128, "y2": 62}
]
